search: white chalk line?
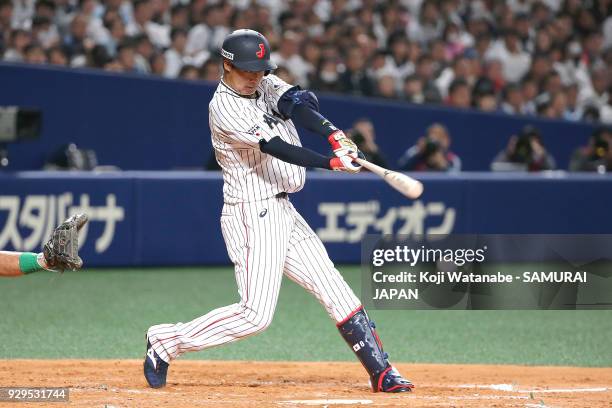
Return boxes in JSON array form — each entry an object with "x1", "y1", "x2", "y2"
[
  {"x1": 456, "y1": 384, "x2": 610, "y2": 393},
  {"x1": 457, "y1": 383, "x2": 515, "y2": 391},
  {"x1": 278, "y1": 400, "x2": 372, "y2": 405},
  {"x1": 518, "y1": 387, "x2": 609, "y2": 393},
  {"x1": 447, "y1": 395, "x2": 528, "y2": 401}
]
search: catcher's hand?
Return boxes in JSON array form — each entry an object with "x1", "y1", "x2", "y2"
[{"x1": 43, "y1": 213, "x2": 89, "y2": 271}]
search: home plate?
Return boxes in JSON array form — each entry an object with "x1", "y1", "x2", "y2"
[{"x1": 278, "y1": 399, "x2": 373, "y2": 405}]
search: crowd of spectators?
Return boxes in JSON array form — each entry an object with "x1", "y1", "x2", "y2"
[
  {"x1": 387, "y1": 121, "x2": 611, "y2": 172},
  {"x1": 1, "y1": 0, "x2": 611, "y2": 123}
]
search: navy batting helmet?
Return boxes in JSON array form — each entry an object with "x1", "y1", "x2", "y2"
[{"x1": 221, "y1": 29, "x2": 277, "y2": 72}]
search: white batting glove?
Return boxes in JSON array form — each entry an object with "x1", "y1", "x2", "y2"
[{"x1": 330, "y1": 154, "x2": 362, "y2": 173}]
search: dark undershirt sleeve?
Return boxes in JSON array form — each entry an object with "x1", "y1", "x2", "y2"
[
  {"x1": 260, "y1": 136, "x2": 331, "y2": 170},
  {"x1": 277, "y1": 89, "x2": 337, "y2": 137}
]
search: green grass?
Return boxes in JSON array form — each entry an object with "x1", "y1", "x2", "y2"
[{"x1": 1, "y1": 267, "x2": 611, "y2": 366}]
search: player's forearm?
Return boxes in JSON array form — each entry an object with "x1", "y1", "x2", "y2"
[
  {"x1": 0, "y1": 251, "x2": 23, "y2": 276},
  {"x1": 259, "y1": 136, "x2": 331, "y2": 170},
  {"x1": 277, "y1": 89, "x2": 336, "y2": 138},
  {"x1": 0, "y1": 251, "x2": 52, "y2": 277},
  {"x1": 289, "y1": 104, "x2": 337, "y2": 137}
]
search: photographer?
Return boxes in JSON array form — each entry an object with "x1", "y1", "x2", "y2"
[
  {"x1": 397, "y1": 123, "x2": 462, "y2": 172},
  {"x1": 491, "y1": 125, "x2": 556, "y2": 171},
  {"x1": 569, "y1": 127, "x2": 612, "y2": 172},
  {"x1": 347, "y1": 118, "x2": 388, "y2": 168}
]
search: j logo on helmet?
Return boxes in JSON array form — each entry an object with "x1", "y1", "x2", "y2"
[{"x1": 256, "y1": 44, "x2": 265, "y2": 59}]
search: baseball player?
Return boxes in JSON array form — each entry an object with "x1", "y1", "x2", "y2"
[
  {"x1": 0, "y1": 213, "x2": 88, "y2": 277},
  {"x1": 144, "y1": 29, "x2": 414, "y2": 393}
]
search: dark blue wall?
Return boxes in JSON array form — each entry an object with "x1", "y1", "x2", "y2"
[
  {"x1": 0, "y1": 63, "x2": 596, "y2": 171},
  {"x1": 1, "y1": 63, "x2": 213, "y2": 170},
  {"x1": 1, "y1": 172, "x2": 611, "y2": 266}
]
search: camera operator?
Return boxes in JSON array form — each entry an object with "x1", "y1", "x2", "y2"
[
  {"x1": 347, "y1": 118, "x2": 388, "y2": 168},
  {"x1": 491, "y1": 125, "x2": 556, "y2": 171},
  {"x1": 397, "y1": 123, "x2": 462, "y2": 172},
  {"x1": 569, "y1": 127, "x2": 612, "y2": 172}
]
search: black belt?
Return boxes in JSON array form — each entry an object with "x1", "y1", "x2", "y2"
[{"x1": 275, "y1": 192, "x2": 288, "y2": 199}]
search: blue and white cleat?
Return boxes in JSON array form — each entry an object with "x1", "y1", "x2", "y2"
[{"x1": 143, "y1": 338, "x2": 169, "y2": 388}]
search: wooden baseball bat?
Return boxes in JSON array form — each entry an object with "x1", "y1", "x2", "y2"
[{"x1": 354, "y1": 158, "x2": 424, "y2": 199}]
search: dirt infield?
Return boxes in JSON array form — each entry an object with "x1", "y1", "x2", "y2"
[{"x1": 1, "y1": 360, "x2": 611, "y2": 407}]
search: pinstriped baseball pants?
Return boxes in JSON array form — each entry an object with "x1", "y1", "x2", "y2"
[{"x1": 147, "y1": 195, "x2": 361, "y2": 363}]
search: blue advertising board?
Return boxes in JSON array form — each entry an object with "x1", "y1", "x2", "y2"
[{"x1": 1, "y1": 171, "x2": 610, "y2": 266}]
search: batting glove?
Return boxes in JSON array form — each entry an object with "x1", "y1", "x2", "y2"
[
  {"x1": 328, "y1": 130, "x2": 359, "y2": 158},
  {"x1": 330, "y1": 155, "x2": 362, "y2": 173}
]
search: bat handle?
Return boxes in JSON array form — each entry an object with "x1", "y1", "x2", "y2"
[{"x1": 354, "y1": 157, "x2": 382, "y2": 174}]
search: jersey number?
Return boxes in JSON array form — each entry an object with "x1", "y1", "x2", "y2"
[{"x1": 263, "y1": 113, "x2": 279, "y2": 130}]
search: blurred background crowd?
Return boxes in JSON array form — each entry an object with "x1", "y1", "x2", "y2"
[
  {"x1": 1, "y1": 0, "x2": 611, "y2": 123},
  {"x1": 328, "y1": 118, "x2": 612, "y2": 173}
]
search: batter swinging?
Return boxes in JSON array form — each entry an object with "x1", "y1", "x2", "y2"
[{"x1": 144, "y1": 29, "x2": 414, "y2": 394}]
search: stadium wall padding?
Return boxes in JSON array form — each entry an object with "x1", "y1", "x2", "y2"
[
  {"x1": 1, "y1": 171, "x2": 611, "y2": 266},
  {"x1": 0, "y1": 63, "x2": 597, "y2": 171}
]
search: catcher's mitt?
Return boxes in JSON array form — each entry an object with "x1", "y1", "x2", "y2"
[{"x1": 43, "y1": 213, "x2": 89, "y2": 271}]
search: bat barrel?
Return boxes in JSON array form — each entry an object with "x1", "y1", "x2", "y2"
[{"x1": 354, "y1": 158, "x2": 423, "y2": 199}]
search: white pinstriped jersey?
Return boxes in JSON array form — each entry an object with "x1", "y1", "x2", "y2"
[
  {"x1": 147, "y1": 74, "x2": 362, "y2": 366},
  {"x1": 209, "y1": 74, "x2": 306, "y2": 204}
]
